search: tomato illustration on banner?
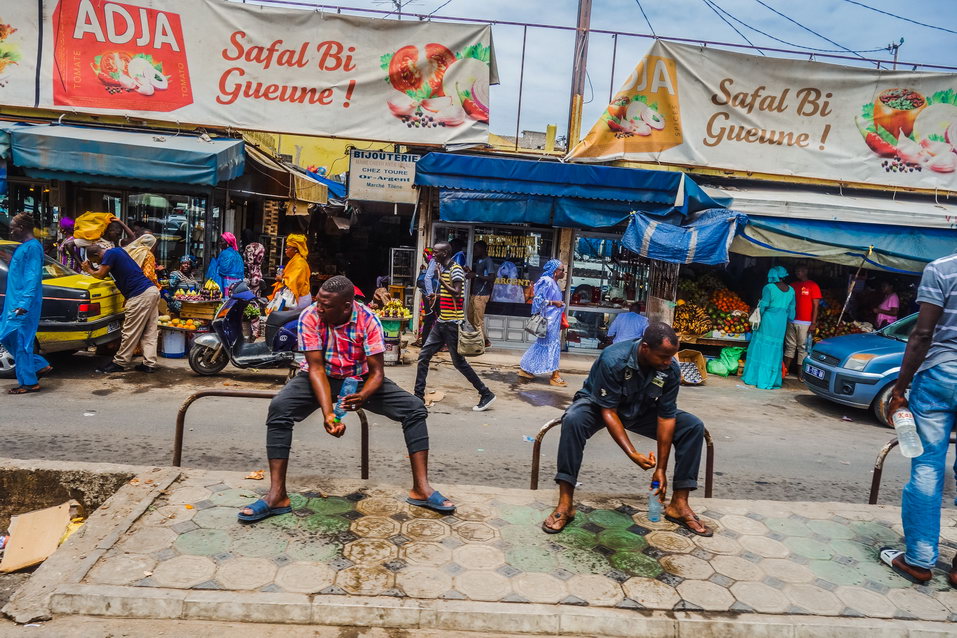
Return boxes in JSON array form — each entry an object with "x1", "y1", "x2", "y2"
[{"x1": 52, "y1": 0, "x2": 193, "y2": 112}]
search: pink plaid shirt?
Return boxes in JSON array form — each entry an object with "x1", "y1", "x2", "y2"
[{"x1": 297, "y1": 302, "x2": 385, "y2": 378}]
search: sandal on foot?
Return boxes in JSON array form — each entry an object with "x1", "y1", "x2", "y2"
[
  {"x1": 517, "y1": 370, "x2": 535, "y2": 379},
  {"x1": 879, "y1": 548, "x2": 932, "y2": 584},
  {"x1": 549, "y1": 377, "x2": 568, "y2": 387},
  {"x1": 407, "y1": 490, "x2": 456, "y2": 514},
  {"x1": 541, "y1": 511, "x2": 576, "y2": 534},
  {"x1": 8, "y1": 385, "x2": 41, "y2": 395},
  {"x1": 665, "y1": 513, "x2": 714, "y2": 537},
  {"x1": 237, "y1": 499, "x2": 292, "y2": 523}
]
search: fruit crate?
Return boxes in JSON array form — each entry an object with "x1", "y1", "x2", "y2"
[{"x1": 178, "y1": 300, "x2": 221, "y2": 321}]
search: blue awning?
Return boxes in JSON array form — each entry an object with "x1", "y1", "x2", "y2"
[
  {"x1": 622, "y1": 209, "x2": 748, "y2": 265},
  {"x1": 306, "y1": 170, "x2": 346, "y2": 199},
  {"x1": 733, "y1": 215, "x2": 957, "y2": 274},
  {"x1": 414, "y1": 152, "x2": 722, "y2": 227},
  {"x1": 9, "y1": 124, "x2": 244, "y2": 186}
]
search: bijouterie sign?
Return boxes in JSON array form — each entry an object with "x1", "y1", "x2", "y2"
[
  {"x1": 1, "y1": 0, "x2": 494, "y2": 145},
  {"x1": 568, "y1": 40, "x2": 957, "y2": 191}
]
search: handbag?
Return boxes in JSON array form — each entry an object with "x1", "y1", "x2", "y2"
[
  {"x1": 451, "y1": 295, "x2": 485, "y2": 357},
  {"x1": 560, "y1": 312, "x2": 570, "y2": 330},
  {"x1": 748, "y1": 307, "x2": 761, "y2": 330},
  {"x1": 266, "y1": 286, "x2": 296, "y2": 314},
  {"x1": 524, "y1": 312, "x2": 548, "y2": 339}
]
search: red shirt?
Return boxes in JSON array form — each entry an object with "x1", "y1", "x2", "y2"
[
  {"x1": 297, "y1": 301, "x2": 385, "y2": 377},
  {"x1": 791, "y1": 280, "x2": 822, "y2": 323}
]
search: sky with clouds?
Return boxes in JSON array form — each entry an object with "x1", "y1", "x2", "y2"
[{"x1": 254, "y1": 0, "x2": 957, "y2": 140}]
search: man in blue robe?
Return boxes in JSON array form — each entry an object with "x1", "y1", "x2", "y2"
[{"x1": 1, "y1": 213, "x2": 51, "y2": 394}]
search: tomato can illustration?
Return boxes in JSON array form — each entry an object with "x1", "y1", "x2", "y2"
[{"x1": 52, "y1": 0, "x2": 193, "y2": 112}]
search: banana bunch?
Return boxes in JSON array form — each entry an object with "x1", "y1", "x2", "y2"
[
  {"x1": 673, "y1": 303, "x2": 711, "y2": 336},
  {"x1": 377, "y1": 299, "x2": 412, "y2": 319}
]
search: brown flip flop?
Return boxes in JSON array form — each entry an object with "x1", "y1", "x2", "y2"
[
  {"x1": 8, "y1": 385, "x2": 41, "y2": 395},
  {"x1": 665, "y1": 513, "x2": 713, "y2": 537},
  {"x1": 542, "y1": 511, "x2": 576, "y2": 534}
]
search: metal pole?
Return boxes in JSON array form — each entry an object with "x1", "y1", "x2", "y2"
[
  {"x1": 608, "y1": 33, "x2": 619, "y2": 104},
  {"x1": 514, "y1": 26, "x2": 528, "y2": 152},
  {"x1": 565, "y1": 0, "x2": 592, "y2": 150}
]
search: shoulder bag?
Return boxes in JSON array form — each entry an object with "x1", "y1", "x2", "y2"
[
  {"x1": 524, "y1": 312, "x2": 548, "y2": 339},
  {"x1": 450, "y1": 294, "x2": 485, "y2": 357}
]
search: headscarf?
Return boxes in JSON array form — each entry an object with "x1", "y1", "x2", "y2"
[
  {"x1": 243, "y1": 243, "x2": 265, "y2": 296},
  {"x1": 286, "y1": 234, "x2": 308, "y2": 258},
  {"x1": 124, "y1": 233, "x2": 157, "y2": 267},
  {"x1": 59, "y1": 216, "x2": 75, "y2": 231},
  {"x1": 541, "y1": 259, "x2": 564, "y2": 279},
  {"x1": 179, "y1": 254, "x2": 196, "y2": 267},
  {"x1": 376, "y1": 275, "x2": 390, "y2": 289},
  {"x1": 221, "y1": 232, "x2": 239, "y2": 252},
  {"x1": 767, "y1": 266, "x2": 789, "y2": 283}
]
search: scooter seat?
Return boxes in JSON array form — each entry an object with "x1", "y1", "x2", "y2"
[{"x1": 266, "y1": 309, "x2": 302, "y2": 328}]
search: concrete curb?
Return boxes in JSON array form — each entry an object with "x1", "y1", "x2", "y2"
[
  {"x1": 48, "y1": 583, "x2": 953, "y2": 637},
  {"x1": 1, "y1": 459, "x2": 179, "y2": 624}
]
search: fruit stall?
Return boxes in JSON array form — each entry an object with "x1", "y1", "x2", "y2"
[
  {"x1": 673, "y1": 275, "x2": 753, "y2": 347},
  {"x1": 375, "y1": 299, "x2": 412, "y2": 365}
]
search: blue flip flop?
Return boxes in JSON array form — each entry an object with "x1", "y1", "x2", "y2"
[
  {"x1": 407, "y1": 491, "x2": 456, "y2": 514},
  {"x1": 237, "y1": 499, "x2": 292, "y2": 523}
]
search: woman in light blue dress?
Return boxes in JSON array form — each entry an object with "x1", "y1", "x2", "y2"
[
  {"x1": 742, "y1": 266, "x2": 796, "y2": 390},
  {"x1": 518, "y1": 259, "x2": 567, "y2": 386}
]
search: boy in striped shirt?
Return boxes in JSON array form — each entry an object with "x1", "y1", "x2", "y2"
[{"x1": 414, "y1": 241, "x2": 496, "y2": 412}]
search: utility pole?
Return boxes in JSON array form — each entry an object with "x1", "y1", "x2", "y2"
[
  {"x1": 887, "y1": 37, "x2": 903, "y2": 70},
  {"x1": 565, "y1": 0, "x2": 592, "y2": 152}
]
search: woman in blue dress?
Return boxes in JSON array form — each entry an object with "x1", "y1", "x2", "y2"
[
  {"x1": 205, "y1": 232, "x2": 245, "y2": 294},
  {"x1": 1, "y1": 213, "x2": 51, "y2": 394},
  {"x1": 742, "y1": 266, "x2": 796, "y2": 390},
  {"x1": 518, "y1": 259, "x2": 568, "y2": 387}
]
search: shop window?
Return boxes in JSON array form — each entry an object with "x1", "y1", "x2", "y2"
[
  {"x1": 0, "y1": 181, "x2": 55, "y2": 254},
  {"x1": 126, "y1": 193, "x2": 207, "y2": 271},
  {"x1": 567, "y1": 234, "x2": 650, "y2": 351}
]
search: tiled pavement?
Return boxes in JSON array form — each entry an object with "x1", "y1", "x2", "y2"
[{"x1": 76, "y1": 470, "x2": 957, "y2": 625}]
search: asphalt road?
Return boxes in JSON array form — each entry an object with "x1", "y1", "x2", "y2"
[{"x1": 2, "y1": 349, "x2": 954, "y2": 507}]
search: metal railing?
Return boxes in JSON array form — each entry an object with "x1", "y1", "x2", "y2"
[
  {"x1": 173, "y1": 389, "x2": 369, "y2": 479},
  {"x1": 529, "y1": 416, "x2": 715, "y2": 496},
  {"x1": 868, "y1": 434, "x2": 956, "y2": 505}
]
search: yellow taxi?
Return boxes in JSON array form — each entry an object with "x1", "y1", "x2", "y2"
[{"x1": 0, "y1": 240, "x2": 124, "y2": 377}]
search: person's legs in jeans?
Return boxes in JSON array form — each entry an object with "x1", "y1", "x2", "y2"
[
  {"x1": 241, "y1": 372, "x2": 328, "y2": 517},
  {"x1": 544, "y1": 399, "x2": 604, "y2": 531},
  {"x1": 442, "y1": 322, "x2": 490, "y2": 397},
  {"x1": 414, "y1": 322, "x2": 446, "y2": 398},
  {"x1": 362, "y1": 377, "x2": 451, "y2": 507},
  {"x1": 902, "y1": 363, "x2": 957, "y2": 569}
]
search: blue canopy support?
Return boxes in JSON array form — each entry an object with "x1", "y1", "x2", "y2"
[
  {"x1": 414, "y1": 152, "x2": 723, "y2": 227},
  {"x1": 10, "y1": 124, "x2": 245, "y2": 186},
  {"x1": 622, "y1": 209, "x2": 748, "y2": 265}
]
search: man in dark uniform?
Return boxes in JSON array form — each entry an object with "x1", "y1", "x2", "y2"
[{"x1": 542, "y1": 322, "x2": 712, "y2": 536}]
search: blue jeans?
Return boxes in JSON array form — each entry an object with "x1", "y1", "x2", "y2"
[{"x1": 902, "y1": 360, "x2": 957, "y2": 569}]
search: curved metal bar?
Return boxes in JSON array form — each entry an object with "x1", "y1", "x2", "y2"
[
  {"x1": 868, "y1": 434, "x2": 957, "y2": 504},
  {"x1": 173, "y1": 390, "x2": 369, "y2": 479},
  {"x1": 529, "y1": 416, "x2": 716, "y2": 498}
]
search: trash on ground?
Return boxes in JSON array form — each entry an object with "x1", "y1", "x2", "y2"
[
  {"x1": 522, "y1": 435, "x2": 535, "y2": 443},
  {"x1": 83, "y1": 410, "x2": 96, "y2": 417},
  {"x1": 841, "y1": 416, "x2": 853, "y2": 422},
  {"x1": 0, "y1": 500, "x2": 80, "y2": 573},
  {"x1": 245, "y1": 469, "x2": 265, "y2": 480}
]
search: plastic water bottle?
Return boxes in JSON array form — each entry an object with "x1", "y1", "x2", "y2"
[
  {"x1": 892, "y1": 409, "x2": 924, "y2": 458},
  {"x1": 648, "y1": 481, "x2": 663, "y2": 522},
  {"x1": 334, "y1": 377, "x2": 360, "y2": 422}
]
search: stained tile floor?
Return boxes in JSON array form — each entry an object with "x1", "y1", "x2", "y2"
[{"x1": 82, "y1": 471, "x2": 957, "y2": 622}]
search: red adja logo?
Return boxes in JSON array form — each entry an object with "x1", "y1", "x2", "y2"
[{"x1": 53, "y1": 0, "x2": 193, "y2": 112}]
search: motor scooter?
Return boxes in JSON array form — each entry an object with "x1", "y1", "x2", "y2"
[{"x1": 188, "y1": 283, "x2": 303, "y2": 375}]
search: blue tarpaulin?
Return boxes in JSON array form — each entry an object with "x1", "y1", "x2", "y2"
[
  {"x1": 307, "y1": 170, "x2": 347, "y2": 199},
  {"x1": 622, "y1": 209, "x2": 748, "y2": 265},
  {"x1": 733, "y1": 215, "x2": 957, "y2": 274},
  {"x1": 10, "y1": 124, "x2": 244, "y2": 186},
  {"x1": 415, "y1": 152, "x2": 723, "y2": 227}
]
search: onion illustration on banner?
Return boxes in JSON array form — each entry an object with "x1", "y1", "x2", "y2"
[
  {"x1": 856, "y1": 88, "x2": 957, "y2": 175},
  {"x1": 382, "y1": 42, "x2": 491, "y2": 127}
]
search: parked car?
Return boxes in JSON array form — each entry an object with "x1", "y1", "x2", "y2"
[
  {"x1": 0, "y1": 240, "x2": 124, "y2": 378},
  {"x1": 802, "y1": 313, "x2": 916, "y2": 426}
]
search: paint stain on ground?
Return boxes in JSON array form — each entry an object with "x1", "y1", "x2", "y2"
[
  {"x1": 515, "y1": 389, "x2": 570, "y2": 409},
  {"x1": 91, "y1": 389, "x2": 115, "y2": 396}
]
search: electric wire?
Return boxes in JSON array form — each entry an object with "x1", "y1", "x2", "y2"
[
  {"x1": 751, "y1": 0, "x2": 866, "y2": 59},
  {"x1": 427, "y1": 0, "x2": 453, "y2": 17},
  {"x1": 634, "y1": 0, "x2": 657, "y2": 38},
  {"x1": 700, "y1": 0, "x2": 765, "y2": 55},
  {"x1": 709, "y1": 0, "x2": 888, "y2": 54},
  {"x1": 840, "y1": 0, "x2": 957, "y2": 36}
]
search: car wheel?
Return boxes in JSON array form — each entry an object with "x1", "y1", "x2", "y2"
[
  {"x1": 0, "y1": 342, "x2": 15, "y2": 379},
  {"x1": 872, "y1": 384, "x2": 895, "y2": 428}
]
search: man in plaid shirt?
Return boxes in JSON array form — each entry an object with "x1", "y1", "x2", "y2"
[{"x1": 239, "y1": 276, "x2": 455, "y2": 522}]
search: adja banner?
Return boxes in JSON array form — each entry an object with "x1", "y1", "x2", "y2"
[
  {"x1": 0, "y1": 0, "x2": 495, "y2": 145},
  {"x1": 568, "y1": 40, "x2": 957, "y2": 191}
]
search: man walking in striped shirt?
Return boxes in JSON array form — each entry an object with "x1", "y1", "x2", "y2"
[{"x1": 414, "y1": 241, "x2": 496, "y2": 412}]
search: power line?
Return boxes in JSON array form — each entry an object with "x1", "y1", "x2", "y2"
[
  {"x1": 751, "y1": 0, "x2": 866, "y2": 59},
  {"x1": 634, "y1": 0, "x2": 656, "y2": 38},
  {"x1": 700, "y1": 0, "x2": 765, "y2": 55},
  {"x1": 427, "y1": 0, "x2": 453, "y2": 17},
  {"x1": 840, "y1": 0, "x2": 957, "y2": 36},
  {"x1": 709, "y1": 0, "x2": 888, "y2": 54}
]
